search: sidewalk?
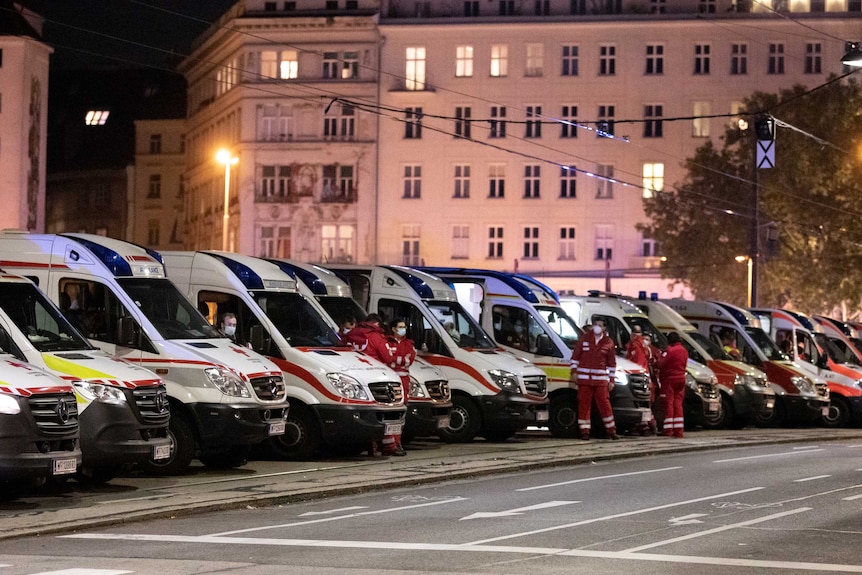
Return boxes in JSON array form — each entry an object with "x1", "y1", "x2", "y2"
[{"x1": 1, "y1": 427, "x2": 860, "y2": 541}]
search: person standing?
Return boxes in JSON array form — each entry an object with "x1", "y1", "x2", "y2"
[
  {"x1": 343, "y1": 313, "x2": 398, "y2": 456},
  {"x1": 658, "y1": 331, "x2": 689, "y2": 438},
  {"x1": 570, "y1": 318, "x2": 620, "y2": 441},
  {"x1": 625, "y1": 326, "x2": 648, "y2": 368},
  {"x1": 387, "y1": 318, "x2": 415, "y2": 456}
]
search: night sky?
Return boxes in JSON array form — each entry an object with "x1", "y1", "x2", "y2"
[{"x1": 41, "y1": 0, "x2": 238, "y2": 69}]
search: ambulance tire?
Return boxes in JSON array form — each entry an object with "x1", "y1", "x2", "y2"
[
  {"x1": 822, "y1": 396, "x2": 851, "y2": 428},
  {"x1": 140, "y1": 415, "x2": 195, "y2": 476},
  {"x1": 703, "y1": 394, "x2": 732, "y2": 430},
  {"x1": 548, "y1": 396, "x2": 580, "y2": 438},
  {"x1": 264, "y1": 405, "x2": 321, "y2": 460},
  {"x1": 437, "y1": 395, "x2": 481, "y2": 443},
  {"x1": 754, "y1": 399, "x2": 786, "y2": 428}
]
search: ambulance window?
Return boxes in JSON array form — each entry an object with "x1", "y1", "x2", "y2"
[
  {"x1": 591, "y1": 314, "x2": 627, "y2": 354},
  {"x1": 774, "y1": 329, "x2": 795, "y2": 359},
  {"x1": 198, "y1": 290, "x2": 281, "y2": 358},
  {"x1": 681, "y1": 339, "x2": 705, "y2": 364},
  {"x1": 825, "y1": 336, "x2": 859, "y2": 365},
  {"x1": 491, "y1": 305, "x2": 533, "y2": 353},
  {"x1": 254, "y1": 291, "x2": 341, "y2": 349},
  {"x1": 378, "y1": 298, "x2": 452, "y2": 357},
  {"x1": 0, "y1": 324, "x2": 25, "y2": 362},
  {"x1": 537, "y1": 307, "x2": 580, "y2": 351},
  {"x1": 346, "y1": 275, "x2": 371, "y2": 311},
  {"x1": 795, "y1": 331, "x2": 819, "y2": 365}
]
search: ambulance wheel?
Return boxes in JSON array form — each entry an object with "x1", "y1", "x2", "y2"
[
  {"x1": 703, "y1": 395, "x2": 732, "y2": 430},
  {"x1": 754, "y1": 400, "x2": 785, "y2": 428},
  {"x1": 140, "y1": 415, "x2": 195, "y2": 476},
  {"x1": 822, "y1": 396, "x2": 851, "y2": 428},
  {"x1": 265, "y1": 405, "x2": 321, "y2": 460},
  {"x1": 200, "y1": 446, "x2": 249, "y2": 469},
  {"x1": 437, "y1": 395, "x2": 481, "y2": 443},
  {"x1": 548, "y1": 396, "x2": 580, "y2": 438}
]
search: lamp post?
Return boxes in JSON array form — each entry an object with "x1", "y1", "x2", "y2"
[
  {"x1": 216, "y1": 149, "x2": 238, "y2": 252},
  {"x1": 735, "y1": 255, "x2": 753, "y2": 308}
]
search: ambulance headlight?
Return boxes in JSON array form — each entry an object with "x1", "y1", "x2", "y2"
[
  {"x1": 327, "y1": 373, "x2": 369, "y2": 400},
  {"x1": 686, "y1": 372, "x2": 698, "y2": 392},
  {"x1": 488, "y1": 369, "x2": 520, "y2": 393},
  {"x1": 0, "y1": 394, "x2": 21, "y2": 414},
  {"x1": 75, "y1": 381, "x2": 128, "y2": 404},
  {"x1": 204, "y1": 368, "x2": 250, "y2": 398},
  {"x1": 614, "y1": 371, "x2": 628, "y2": 386},
  {"x1": 409, "y1": 376, "x2": 427, "y2": 398}
]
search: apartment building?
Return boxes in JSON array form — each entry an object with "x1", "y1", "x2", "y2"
[{"x1": 180, "y1": 0, "x2": 859, "y2": 294}]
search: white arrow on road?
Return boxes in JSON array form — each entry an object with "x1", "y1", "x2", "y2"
[
  {"x1": 298, "y1": 506, "x2": 369, "y2": 517},
  {"x1": 669, "y1": 513, "x2": 708, "y2": 526},
  {"x1": 460, "y1": 500, "x2": 578, "y2": 521}
]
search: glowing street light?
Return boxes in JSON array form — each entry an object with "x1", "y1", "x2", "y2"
[
  {"x1": 216, "y1": 149, "x2": 238, "y2": 252},
  {"x1": 735, "y1": 255, "x2": 753, "y2": 308}
]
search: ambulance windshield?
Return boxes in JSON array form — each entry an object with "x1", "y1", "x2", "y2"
[
  {"x1": 119, "y1": 278, "x2": 220, "y2": 339},
  {"x1": 0, "y1": 282, "x2": 93, "y2": 352}
]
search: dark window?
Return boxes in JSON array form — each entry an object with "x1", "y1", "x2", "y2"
[{"x1": 464, "y1": 1, "x2": 480, "y2": 15}]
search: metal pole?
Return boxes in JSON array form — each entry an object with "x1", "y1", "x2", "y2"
[
  {"x1": 750, "y1": 140, "x2": 759, "y2": 307},
  {"x1": 746, "y1": 257, "x2": 753, "y2": 308},
  {"x1": 222, "y1": 161, "x2": 231, "y2": 252}
]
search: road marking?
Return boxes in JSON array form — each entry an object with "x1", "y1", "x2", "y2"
[
  {"x1": 207, "y1": 497, "x2": 469, "y2": 536},
  {"x1": 792, "y1": 446, "x2": 820, "y2": 450},
  {"x1": 516, "y1": 467, "x2": 682, "y2": 491},
  {"x1": 714, "y1": 449, "x2": 823, "y2": 463},
  {"x1": 97, "y1": 494, "x2": 176, "y2": 505},
  {"x1": 842, "y1": 493, "x2": 862, "y2": 501},
  {"x1": 298, "y1": 506, "x2": 368, "y2": 517},
  {"x1": 460, "y1": 500, "x2": 578, "y2": 520},
  {"x1": 61, "y1": 533, "x2": 862, "y2": 573},
  {"x1": 622, "y1": 507, "x2": 811, "y2": 552},
  {"x1": 30, "y1": 570, "x2": 133, "y2": 575},
  {"x1": 668, "y1": 513, "x2": 707, "y2": 525},
  {"x1": 466, "y1": 486, "x2": 763, "y2": 545},
  {"x1": 794, "y1": 475, "x2": 831, "y2": 482}
]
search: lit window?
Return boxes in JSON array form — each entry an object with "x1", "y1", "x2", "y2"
[
  {"x1": 85, "y1": 110, "x2": 110, "y2": 125},
  {"x1": 642, "y1": 163, "x2": 664, "y2": 198},
  {"x1": 280, "y1": 50, "x2": 298, "y2": 79},
  {"x1": 456, "y1": 45, "x2": 474, "y2": 77},
  {"x1": 491, "y1": 45, "x2": 508, "y2": 77},
  {"x1": 692, "y1": 101, "x2": 710, "y2": 137},
  {"x1": 406, "y1": 47, "x2": 426, "y2": 90},
  {"x1": 525, "y1": 44, "x2": 544, "y2": 77}
]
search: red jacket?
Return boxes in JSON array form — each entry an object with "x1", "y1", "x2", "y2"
[
  {"x1": 387, "y1": 336, "x2": 416, "y2": 380},
  {"x1": 343, "y1": 322, "x2": 393, "y2": 365},
  {"x1": 625, "y1": 334, "x2": 649, "y2": 370},
  {"x1": 571, "y1": 333, "x2": 616, "y2": 386},
  {"x1": 658, "y1": 342, "x2": 688, "y2": 386}
]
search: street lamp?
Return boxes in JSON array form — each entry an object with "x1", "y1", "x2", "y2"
[
  {"x1": 841, "y1": 42, "x2": 862, "y2": 67},
  {"x1": 216, "y1": 149, "x2": 238, "y2": 252},
  {"x1": 735, "y1": 255, "x2": 753, "y2": 308}
]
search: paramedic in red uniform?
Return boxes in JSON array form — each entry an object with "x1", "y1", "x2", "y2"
[
  {"x1": 387, "y1": 318, "x2": 415, "y2": 456},
  {"x1": 343, "y1": 314, "x2": 398, "y2": 456},
  {"x1": 570, "y1": 318, "x2": 620, "y2": 441},
  {"x1": 658, "y1": 331, "x2": 689, "y2": 438}
]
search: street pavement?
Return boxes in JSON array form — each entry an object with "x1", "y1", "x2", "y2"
[{"x1": 1, "y1": 427, "x2": 861, "y2": 542}]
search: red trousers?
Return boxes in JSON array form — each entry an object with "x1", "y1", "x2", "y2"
[
  {"x1": 577, "y1": 383, "x2": 616, "y2": 436},
  {"x1": 659, "y1": 380, "x2": 685, "y2": 437}
]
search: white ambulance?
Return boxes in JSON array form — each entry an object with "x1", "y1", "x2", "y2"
[
  {"x1": 326, "y1": 265, "x2": 548, "y2": 443},
  {"x1": 0, "y1": 356, "x2": 80, "y2": 492},
  {"x1": 751, "y1": 308, "x2": 861, "y2": 428},
  {"x1": 0, "y1": 272, "x2": 170, "y2": 482},
  {"x1": 632, "y1": 295, "x2": 775, "y2": 428},
  {"x1": 162, "y1": 251, "x2": 408, "y2": 458},
  {"x1": 0, "y1": 232, "x2": 288, "y2": 474},
  {"x1": 263, "y1": 259, "x2": 452, "y2": 443},
  {"x1": 664, "y1": 299, "x2": 828, "y2": 426},
  {"x1": 417, "y1": 268, "x2": 652, "y2": 437}
]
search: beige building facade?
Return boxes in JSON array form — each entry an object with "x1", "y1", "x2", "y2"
[{"x1": 178, "y1": 0, "x2": 860, "y2": 295}]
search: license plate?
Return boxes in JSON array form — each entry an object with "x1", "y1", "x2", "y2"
[
  {"x1": 153, "y1": 444, "x2": 171, "y2": 460},
  {"x1": 822, "y1": 407, "x2": 830, "y2": 417},
  {"x1": 707, "y1": 400, "x2": 720, "y2": 413},
  {"x1": 52, "y1": 458, "x2": 77, "y2": 475},
  {"x1": 641, "y1": 410, "x2": 653, "y2": 423},
  {"x1": 384, "y1": 422, "x2": 403, "y2": 435},
  {"x1": 436, "y1": 416, "x2": 451, "y2": 429},
  {"x1": 268, "y1": 421, "x2": 286, "y2": 436},
  {"x1": 535, "y1": 410, "x2": 549, "y2": 422}
]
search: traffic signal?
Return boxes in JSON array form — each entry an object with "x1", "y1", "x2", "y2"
[{"x1": 755, "y1": 116, "x2": 775, "y2": 141}]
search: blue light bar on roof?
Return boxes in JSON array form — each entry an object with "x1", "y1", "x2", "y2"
[
  {"x1": 68, "y1": 237, "x2": 133, "y2": 277},
  {"x1": 783, "y1": 309, "x2": 814, "y2": 331},
  {"x1": 715, "y1": 302, "x2": 750, "y2": 326},
  {"x1": 267, "y1": 260, "x2": 327, "y2": 295},
  {"x1": 386, "y1": 267, "x2": 434, "y2": 299},
  {"x1": 207, "y1": 254, "x2": 264, "y2": 290}
]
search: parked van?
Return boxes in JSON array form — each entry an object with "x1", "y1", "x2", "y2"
[
  {"x1": 417, "y1": 268, "x2": 652, "y2": 436},
  {"x1": 0, "y1": 232, "x2": 289, "y2": 474},
  {"x1": 633, "y1": 295, "x2": 775, "y2": 428},
  {"x1": 162, "y1": 251, "x2": 407, "y2": 458},
  {"x1": 326, "y1": 265, "x2": 548, "y2": 442},
  {"x1": 751, "y1": 308, "x2": 861, "y2": 428},
  {"x1": 559, "y1": 291, "x2": 722, "y2": 429},
  {"x1": 0, "y1": 356, "x2": 81, "y2": 492},
  {"x1": 0, "y1": 272, "x2": 170, "y2": 482},
  {"x1": 664, "y1": 299, "x2": 828, "y2": 426},
  {"x1": 264, "y1": 259, "x2": 451, "y2": 442}
]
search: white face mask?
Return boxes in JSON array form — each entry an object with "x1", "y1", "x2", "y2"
[
  {"x1": 342, "y1": 328, "x2": 351, "y2": 334},
  {"x1": 395, "y1": 327, "x2": 407, "y2": 337},
  {"x1": 592, "y1": 325, "x2": 603, "y2": 335},
  {"x1": 643, "y1": 339, "x2": 651, "y2": 348},
  {"x1": 224, "y1": 325, "x2": 236, "y2": 337}
]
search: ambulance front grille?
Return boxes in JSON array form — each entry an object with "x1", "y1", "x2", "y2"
[{"x1": 27, "y1": 392, "x2": 79, "y2": 435}]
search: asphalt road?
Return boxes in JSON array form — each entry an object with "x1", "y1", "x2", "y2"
[{"x1": 1, "y1": 438, "x2": 861, "y2": 574}]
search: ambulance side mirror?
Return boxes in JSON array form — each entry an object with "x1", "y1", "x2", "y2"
[
  {"x1": 535, "y1": 333, "x2": 554, "y2": 356},
  {"x1": 250, "y1": 324, "x2": 265, "y2": 353},
  {"x1": 116, "y1": 316, "x2": 137, "y2": 347}
]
